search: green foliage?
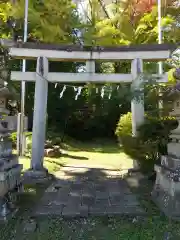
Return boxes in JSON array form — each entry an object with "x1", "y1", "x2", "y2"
[
  {"x1": 115, "y1": 112, "x2": 177, "y2": 172},
  {"x1": 0, "y1": 43, "x2": 10, "y2": 82},
  {"x1": 10, "y1": 131, "x2": 17, "y2": 147},
  {"x1": 0, "y1": 42, "x2": 18, "y2": 106},
  {"x1": 11, "y1": 0, "x2": 79, "y2": 43},
  {"x1": 115, "y1": 112, "x2": 132, "y2": 138},
  {"x1": 82, "y1": 2, "x2": 180, "y2": 46},
  {"x1": 10, "y1": 132, "x2": 32, "y2": 149},
  {"x1": 25, "y1": 133, "x2": 32, "y2": 153},
  {"x1": 0, "y1": 1, "x2": 12, "y2": 38},
  {"x1": 0, "y1": 0, "x2": 179, "y2": 142},
  {"x1": 167, "y1": 68, "x2": 177, "y2": 84}
]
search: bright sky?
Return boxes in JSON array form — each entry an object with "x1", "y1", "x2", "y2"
[{"x1": 73, "y1": 0, "x2": 87, "y2": 15}]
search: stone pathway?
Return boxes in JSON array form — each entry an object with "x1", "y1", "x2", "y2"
[{"x1": 34, "y1": 165, "x2": 146, "y2": 217}]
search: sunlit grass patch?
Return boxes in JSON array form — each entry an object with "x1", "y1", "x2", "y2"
[{"x1": 19, "y1": 156, "x2": 63, "y2": 174}]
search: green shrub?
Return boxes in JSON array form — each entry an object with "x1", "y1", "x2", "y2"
[
  {"x1": 26, "y1": 133, "x2": 32, "y2": 152},
  {"x1": 10, "y1": 132, "x2": 32, "y2": 151},
  {"x1": 138, "y1": 117, "x2": 177, "y2": 155},
  {"x1": 10, "y1": 132, "x2": 17, "y2": 147},
  {"x1": 115, "y1": 112, "x2": 177, "y2": 172},
  {"x1": 115, "y1": 112, "x2": 132, "y2": 138},
  {"x1": 121, "y1": 135, "x2": 158, "y2": 172}
]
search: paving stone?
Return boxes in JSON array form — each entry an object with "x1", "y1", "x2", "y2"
[
  {"x1": 40, "y1": 193, "x2": 59, "y2": 204},
  {"x1": 82, "y1": 191, "x2": 95, "y2": 198},
  {"x1": 107, "y1": 182, "x2": 121, "y2": 193},
  {"x1": 34, "y1": 166, "x2": 146, "y2": 218},
  {"x1": 109, "y1": 190, "x2": 121, "y2": 196},
  {"x1": 107, "y1": 180, "x2": 119, "y2": 187},
  {"x1": 54, "y1": 179, "x2": 71, "y2": 187},
  {"x1": 81, "y1": 188, "x2": 96, "y2": 200},
  {"x1": 47, "y1": 201, "x2": 65, "y2": 206},
  {"x1": 95, "y1": 191, "x2": 109, "y2": 200},
  {"x1": 117, "y1": 179, "x2": 129, "y2": 187},
  {"x1": 95, "y1": 198, "x2": 110, "y2": 206},
  {"x1": 109, "y1": 182, "x2": 130, "y2": 193},
  {"x1": 106, "y1": 205, "x2": 146, "y2": 216},
  {"x1": 40, "y1": 194, "x2": 64, "y2": 206},
  {"x1": 57, "y1": 188, "x2": 70, "y2": 194},
  {"x1": 109, "y1": 195, "x2": 123, "y2": 205},
  {"x1": 109, "y1": 190, "x2": 123, "y2": 197},
  {"x1": 62, "y1": 205, "x2": 88, "y2": 217},
  {"x1": 66, "y1": 196, "x2": 82, "y2": 207},
  {"x1": 118, "y1": 183, "x2": 132, "y2": 194},
  {"x1": 69, "y1": 191, "x2": 81, "y2": 197},
  {"x1": 89, "y1": 205, "x2": 107, "y2": 216},
  {"x1": 106, "y1": 205, "x2": 125, "y2": 215},
  {"x1": 79, "y1": 205, "x2": 89, "y2": 217},
  {"x1": 94, "y1": 183, "x2": 107, "y2": 192},
  {"x1": 81, "y1": 196, "x2": 95, "y2": 206},
  {"x1": 34, "y1": 205, "x2": 63, "y2": 216},
  {"x1": 45, "y1": 185, "x2": 58, "y2": 193},
  {"x1": 62, "y1": 206, "x2": 81, "y2": 217},
  {"x1": 71, "y1": 183, "x2": 82, "y2": 191},
  {"x1": 110, "y1": 194, "x2": 138, "y2": 207},
  {"x1": 122, "y1": 194, "x2": 140, "y2": 206}
]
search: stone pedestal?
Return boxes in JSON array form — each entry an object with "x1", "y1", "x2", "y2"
[
  {"x1": 152, "y1": 96, "x2": 180, "y2": 218},
  {"x1": 0, "y1": 88, "x2": 23, "y2": 221},
  {"x1": 23, "y1": 168, "x2": 51, "y2": 185}
]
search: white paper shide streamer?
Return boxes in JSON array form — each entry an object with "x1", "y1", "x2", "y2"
[
  {"x1": 60, "y1": 85, "x2": 66, "y2": 98},
  {"x1": 75, "y1": 86, "x2": 83, "y2": 100},
  {"x1": 101, "y1": 86, "x2": 105, "y2": 98},
  {"x1": 57, "y1": 84, "x2": 120, "y2": 100},
  {"x1": 108, "y1": 86, "x2": 112, "y2": 99}
]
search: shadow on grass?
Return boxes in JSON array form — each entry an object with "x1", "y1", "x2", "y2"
[
  {"x1": 45, "y1": 159, "x2": 65, "y2": 168},
  {"x1": 60, "y1": 139, "x2": 122, "y2": 153},
  {"x1": 46, "y1": 153, "x2": 89, "y2": 160},
  {"x1": 46, "y1": 133, "x2": 122, "y2": 153},
  {"x1": 61, "y1": 153, "x2": 89, "y2": 160}
]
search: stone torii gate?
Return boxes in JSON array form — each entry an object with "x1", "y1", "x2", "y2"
[{"x1": 8, "y1": 41, "x2": 177, "y2": 180}]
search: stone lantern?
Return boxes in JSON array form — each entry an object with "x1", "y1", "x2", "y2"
[
  {"x1": 152, "y1": 76, "x2": 180, "y2": 218},
  {"x1": 0, "y1": 86, "x2": 23, "y2": 221}
]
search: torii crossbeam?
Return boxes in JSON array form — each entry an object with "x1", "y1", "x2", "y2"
[{"x1": 6, "y1": 41, "x2": 178, "y2": 61}]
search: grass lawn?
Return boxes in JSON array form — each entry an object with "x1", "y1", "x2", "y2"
[
  {"x1": 20, "y1": 139, "x2": 134, "y2": 174},
  {"x1": 19, "y1": 156, "x2": 61, "y2": 174},
  {"x1": 2, "y1": 215, "x2": 180, "y2": 240},
  {"x1": 1, "y1": 140, "x2": 180, "y2": 239},
  {"x1": 58, "y1": 143, "x2": 134, "y2": 171}
]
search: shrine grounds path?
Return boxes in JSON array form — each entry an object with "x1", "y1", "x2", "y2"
[{"x1": 1, "y1": 140, "x2": 180, "y2": 239}]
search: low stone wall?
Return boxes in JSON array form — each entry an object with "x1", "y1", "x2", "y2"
[
  {"x1": 152, "y1": 155, "x2": 180, "y2": 218},
  {"x1": 0, "y1": 113, "x2": 24, "y2": 220}
]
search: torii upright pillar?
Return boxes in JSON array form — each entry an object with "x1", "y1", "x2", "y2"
[
  {"x1": 131, "y1": 58, "x2": 144, "y2": 136},
  {"x1": 31, "y1": 56, "x2": 48, "y2": 170},
  {"x1": 24, "y1": 56, "x2": 49, "y2": 180}
]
